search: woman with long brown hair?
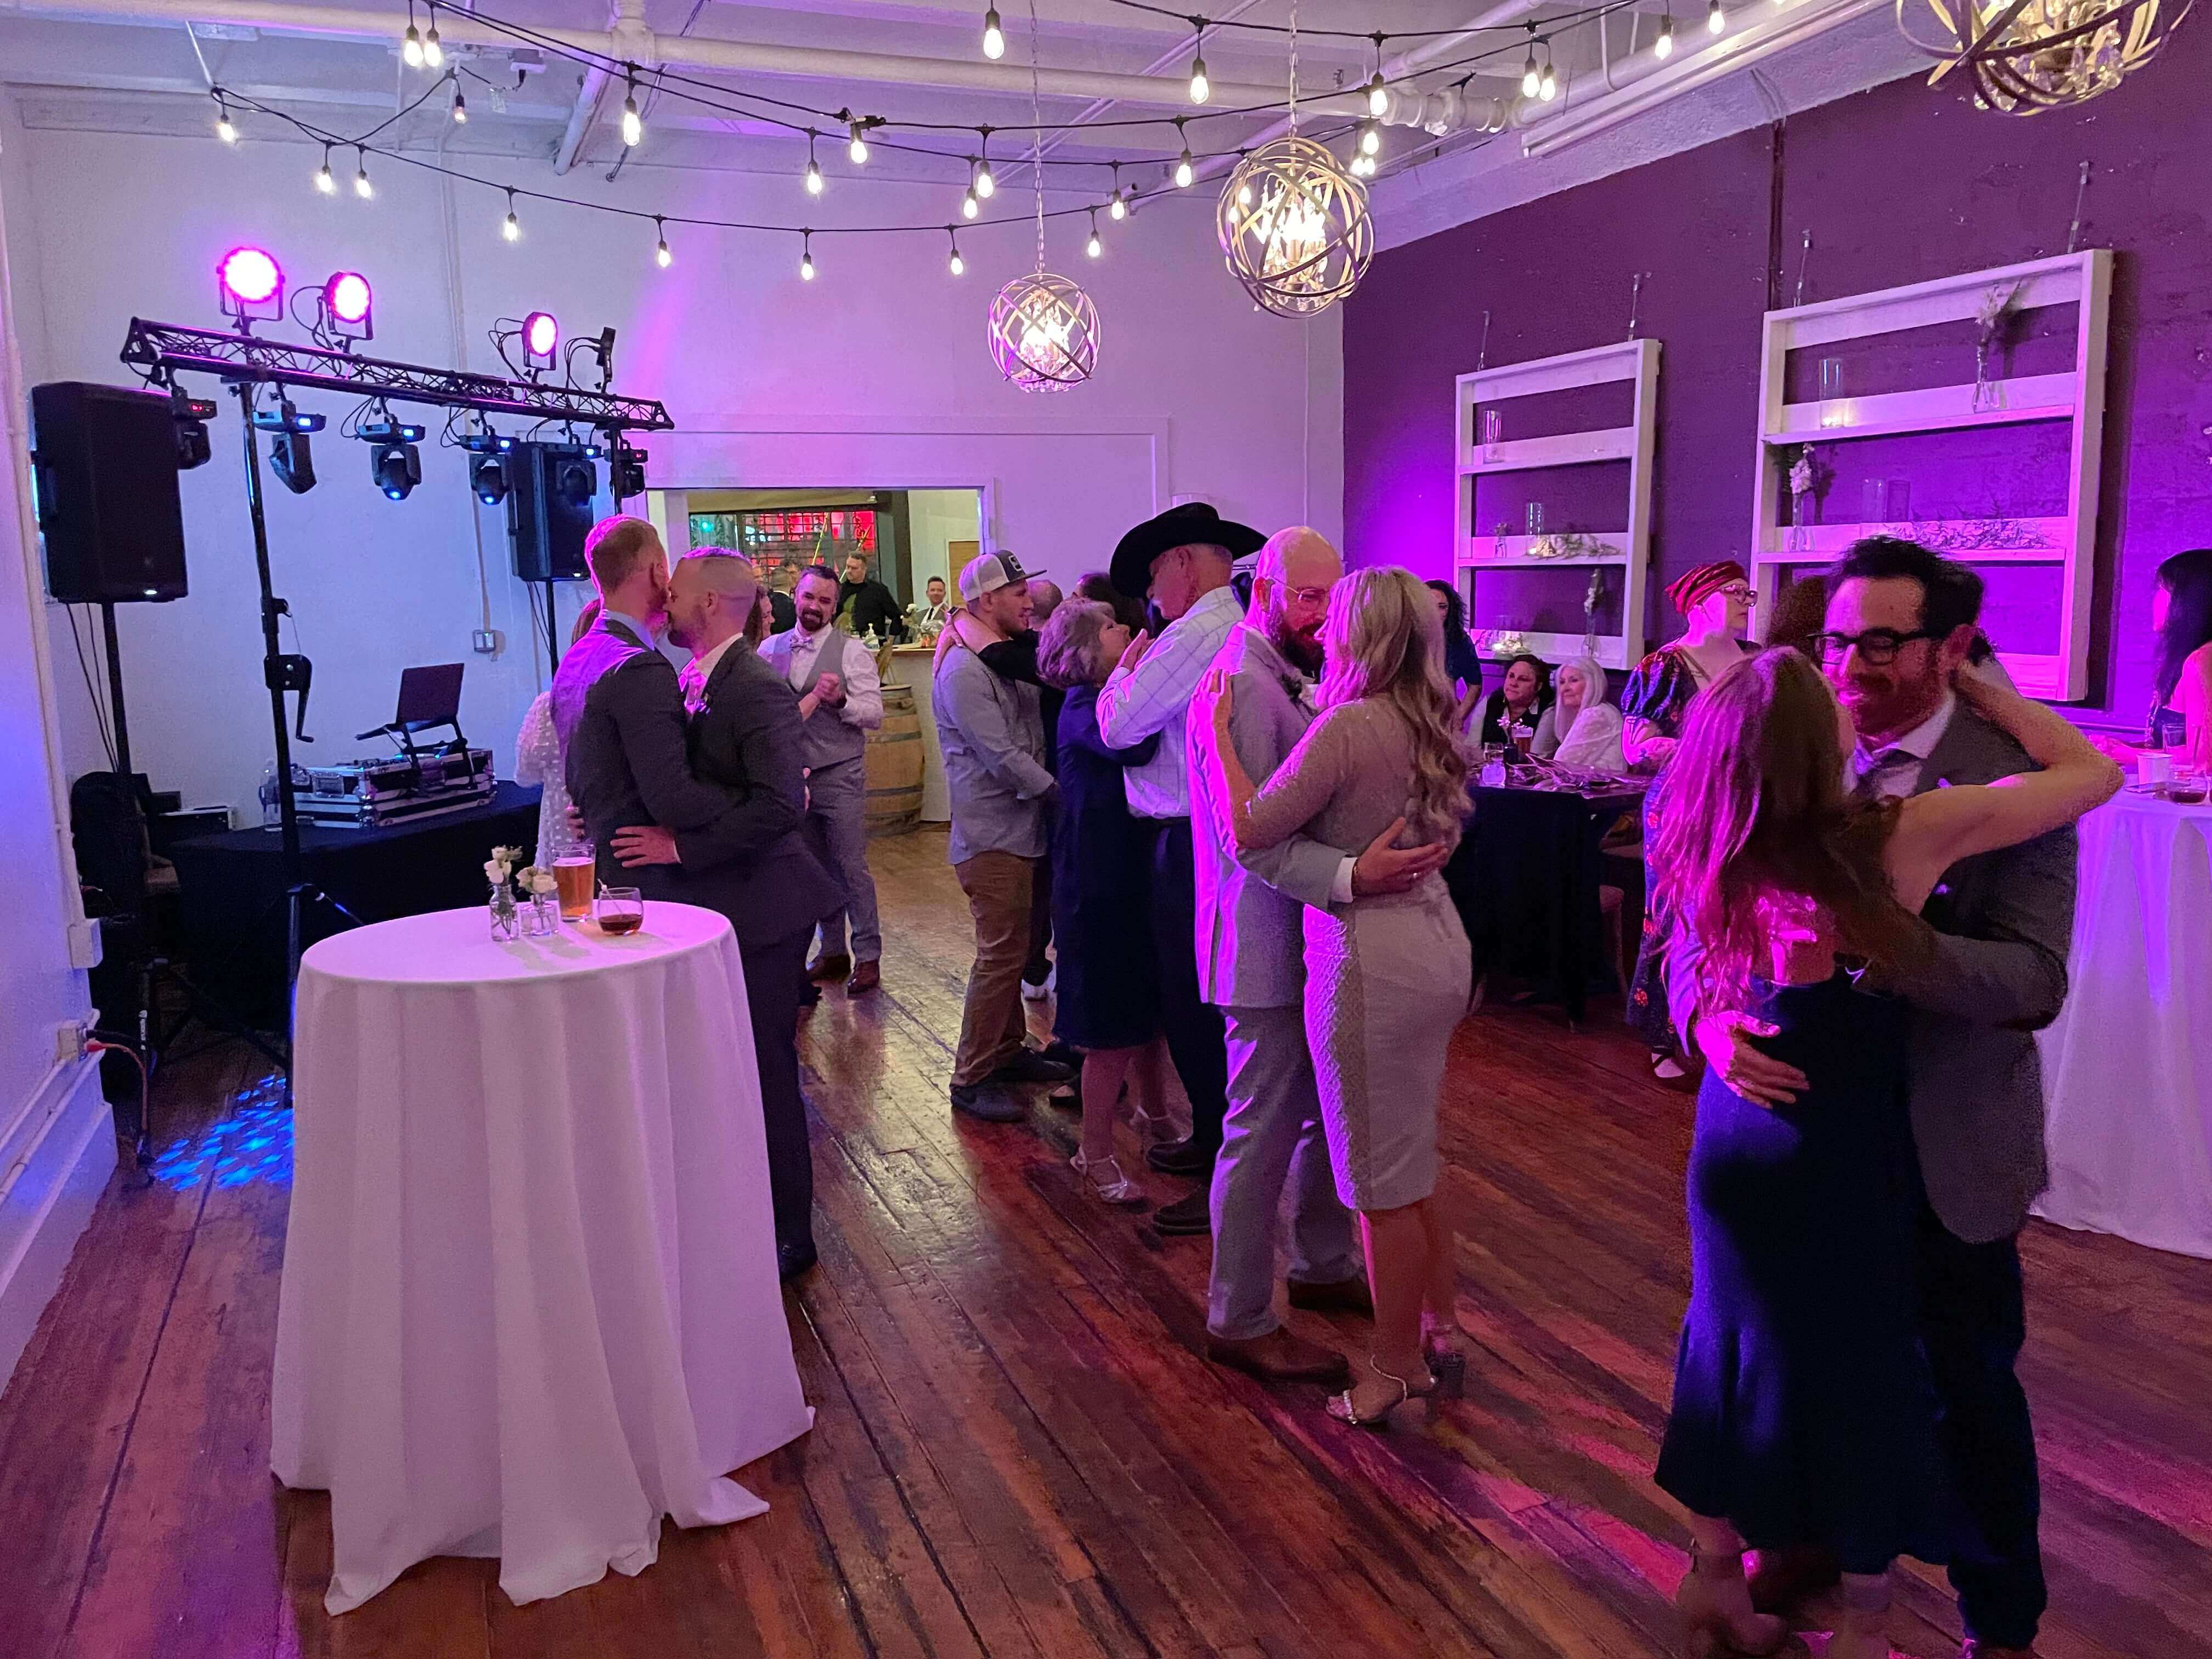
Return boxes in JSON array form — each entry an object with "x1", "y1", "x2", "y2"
[
  {"x1": 1193, "y1": 566, "x2": 1474, "y2": 1428},
  {"x1": 1649, "y1": 648, "x2": 2117, "y2": 1659}
]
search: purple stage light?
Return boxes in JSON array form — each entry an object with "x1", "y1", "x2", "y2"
[
  {"x1": 522, "y1": 310, "x2": 558, "y2": 369},
  {"x1": 217, "y1": 245, "x2": 284, "y2": 324},
  {"x1": 328, "y1": 272, "x2": 372, "y2": 325}
]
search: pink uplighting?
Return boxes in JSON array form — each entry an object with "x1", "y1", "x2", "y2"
[
  {"x1": 326, "y1": 271, "x2": 372, "y2": 325},
  {"x1": 217, "y1": 245, "x2": 282, "y2": 307}
]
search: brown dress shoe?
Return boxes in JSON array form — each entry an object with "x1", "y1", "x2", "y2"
[
  {"x1": 844, "y1": 959, "x2": 881, "y2": 995},
  {"x1": 808, "y1": 950, "x2": 852, "y2": 983},
  {"x1": 1286, "y1": 1275, "x2": 1374, "y2": 1316},
  {"x1": 1206, "y1": 1328, "x2": 1351, "y2": 1386},
  {"x1": 1746, "y1": 1544, "x2": 1841, "y2": 1621}
]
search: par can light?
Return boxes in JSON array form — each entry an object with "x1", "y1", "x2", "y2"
[
  {"x1": 217, "y1": 245, "x2": 284, "y2": 326},
  {"x1": 522, "y1": 311, "x2": 559, "y2": 370}
]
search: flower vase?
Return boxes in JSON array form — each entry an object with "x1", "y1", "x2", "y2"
[
  {"x1": 1787, "y1": 489, "x2": 1815, "y2": 554},
  {"x1": 489, "y1": 880, "x2": 520, "y2": 943},
  {"x1": 526, "y1": 890, "x2": 558, "y2": 938}
]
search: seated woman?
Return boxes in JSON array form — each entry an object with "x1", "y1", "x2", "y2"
[
  {"x1": 2094, "y1": 548, "x2": 2211, "y2": 772},
  {"x1": 1650, "y1": 650, "x2": 2119, "y2": 1659},
  {"x1": 1474, "y1": 653, "x2": 1552, "y2": 751},
  {"x1": 1424, "y1": 579, "x2": 1486, "y2": 731},
  {"x1": 1533, "y1": 653, "x2": 1624, "y2": 771}
]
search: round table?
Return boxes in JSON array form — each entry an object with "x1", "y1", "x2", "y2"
[
  {"x1": 271, "y1": 902, "x2": 813, "y2": 1613},
  {"x1": 2035, "y1": 791, "x2": 2212, "y2": 1259}
]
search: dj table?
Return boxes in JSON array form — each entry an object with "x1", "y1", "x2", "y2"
[{"x1": 166, "y1": 781, "x2": 543, "y2": 1022}]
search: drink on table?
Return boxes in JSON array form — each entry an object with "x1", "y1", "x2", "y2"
[
  {"x1": 554, "y1": 845, "x2": 596, "y2": 921},
  {"x1": 594, "y1": 886, "x2": 645, "y2": 935},
  {"x1": 1510, "y1": 719, "x2": 1534, "y2": 762}
]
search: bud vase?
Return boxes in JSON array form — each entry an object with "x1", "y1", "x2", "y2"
[
  {"x1": 526, "y1": 891, "x2": 558, "y2": 937},
  {"x1": 489, "y1": 880, "x2": 520, "y2": 942}
]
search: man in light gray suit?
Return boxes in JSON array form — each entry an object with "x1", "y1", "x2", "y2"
[
  {"x1": 1667, "y1": 539, "x2": 2072, "y2": 1659},
  {"x1": 1186, "y1": 527, "x2": 1448, "y2": 1384}
]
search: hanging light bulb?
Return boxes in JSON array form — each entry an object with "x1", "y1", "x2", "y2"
[
  {"x1": 422, "y1": 5, "x2": 443, "y2": 67},
  {"x1": 1173, "y1": 119, "x2": 1194, "y2": 188},
  {"x1": 1087, "y1": 209, "x2": 1103, "y2": 258},
  {"x1": 502, "y1": 187, "x2": 521, "y2": 241},
  {"x1": 974, "y1": 129, "x2": 996, "y2": 196},
  {"x1": 981, "y1": 5, "x2": 1005, "y2": 59},
  {"x1": 654, "y1": 217, "x2": 673, "y2": 267},
  {"x1": 1708, "y1": 0, "x2": 1726, "y2": 31},
  {"x1": 948, "y1": 227, "x2": 966, "y2": 275},
  {"x1": 800, "y1": 233, "x2": 815, "y2": 281},
  {"x1": 1521, "y1": 28, "x2": 1542, "y2": 97},
  {"x1": 1188, "y1": 24, "x2": 1210, "y2": 103},
  {"x1": 962, "y1": 185, "x2": 980, "y2": 219},
  {"x1": 214, "y1": 95, "x2": 238, "y2": 143},
  {"x1": 1358, "y1": 120, "x2": 1381, "y2": 156},
  {"x1": 315, "y1": 144, "x2": 336, "y2": 193},
  {"x1": 354, "y1": 152, "x2": 374, "y2": 198},
  {"x1": 1108, "y1": 162, "x2": 1126, "y2": 219},
  {"x1": 402, "y1": 1, "x2": 425, "y2": 70},
  {"x1": 804, "y1": 131, "x2": 824, "y2": 195},
  {"x1": 848, "y1": 118, "x2": 870, "y2": 165},
  {"x1": 1367, "y1": 33, "x2": 1390, "y2": 115},
  {"x1": 621, "y1": 76, "x2": 643, "y2": 146},
  {"x1": 1539, "y1": 59, "x2": 1558, "y2": 100},
  {"x1": 1655, "y1": 11, "x2": 1676, "y2": 56},
  {"x1": 452, "y1": 87, "x2": 467, "y2": 123}
]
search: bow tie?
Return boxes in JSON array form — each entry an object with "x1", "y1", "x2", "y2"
[{"x1": 679, "y1": 659, "x2": 709, "y2": 715}]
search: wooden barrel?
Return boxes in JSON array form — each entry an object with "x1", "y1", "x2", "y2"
[{"x1": 864, "y1": 685, "x2": 926, "y2": 836}]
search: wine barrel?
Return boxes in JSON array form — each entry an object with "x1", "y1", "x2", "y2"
[{"x1": 864, "y1": 685, "x2": 926, "y2": 836}]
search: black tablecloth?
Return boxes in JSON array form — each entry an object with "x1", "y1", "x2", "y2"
[
  {"x1": 1443, "y1": 783, "x2": 1645, "y2": 1022},
  {"x1": 166, "y1": 782, "x2": 543, "y2": 1022}
]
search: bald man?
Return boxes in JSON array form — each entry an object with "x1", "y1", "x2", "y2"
[{"x1": 603, "y1": 548, "x2": 840, "y2": 1280}]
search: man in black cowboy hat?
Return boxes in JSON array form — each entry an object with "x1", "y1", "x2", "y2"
[{"x1": 1095, "y1": 503, "x2": 1265, "y2": 1235}]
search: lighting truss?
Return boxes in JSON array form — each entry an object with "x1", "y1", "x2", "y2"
[{"x1": 119, "y1": 318, "x2": 673, "y2": 432}]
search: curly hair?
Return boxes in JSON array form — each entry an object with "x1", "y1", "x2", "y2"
[
  {"x1": 1317, "y1": 566, "x2": 1470, "y2": 850},
  {"x1": 1037, "y1": 599, "x2": 1119, "y2": 689}
]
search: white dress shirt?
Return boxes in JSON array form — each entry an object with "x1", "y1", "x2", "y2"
[
  {"x1": 761, "y1": 624, "x2": 884, "y2": 731},
  {"x1": 1097, "y1": 583, "x2": 1242, "y2": 820},
  {"x1": 1852, "y1": 691, "x2": 1956, "y2": 801},
  {"x1": 676, "y1": 633, "x2": 746, "y2": 714}
]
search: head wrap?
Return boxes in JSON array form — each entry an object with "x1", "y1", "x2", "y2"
[{"x1": 1664, "y1": 560, "x2": 1748, "y2": 617}]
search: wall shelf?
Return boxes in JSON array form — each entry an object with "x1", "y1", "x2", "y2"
[
  {"x1": 1749, "y1": 250, "x2": 2111, "y2": 702},
  {"x1": 1454, "y1": 338, "x2": 1658, "y2": 676}
]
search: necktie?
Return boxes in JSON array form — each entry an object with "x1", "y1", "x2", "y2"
[
  {"x1": 1852, "y1": 746, "x2": 1916, "y2": 803},
  {"x1": 679, "y1": 659, "x2": 708, "y2": 716}
]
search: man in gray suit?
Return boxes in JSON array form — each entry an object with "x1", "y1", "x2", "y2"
[
  {"x1": 1187, "y1": 527, "x2": 1449, "y2": 1384},
  {"x1": 554, "y1": 520, "x2": 837, "y2": 1281},
  {"x1": 1667, "y1": 539, "x2": 2070, "y2": 1659}
]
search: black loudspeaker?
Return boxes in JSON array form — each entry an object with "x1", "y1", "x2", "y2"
[
  {"x1": 506, "y1": 442, "x2": 597, "y2": 581},
  {"x1": 31, "y1": 381, "x2": 189, "y2": 604}
]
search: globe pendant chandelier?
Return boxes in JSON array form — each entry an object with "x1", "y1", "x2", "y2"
[
  {"x1": 988, "y1": 0, "x2": 1100, "y2": 391},
  {"x1": 1217, "y1": 0, "x2": 1373, "y2": 318},
  {"x1": 1898, "y1": 0, "x2": 2195, "y2": 113}
]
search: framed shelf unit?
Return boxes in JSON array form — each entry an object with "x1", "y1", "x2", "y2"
[
  {"x1": 1453, "y1": 337, "x2": 1658, "y2": 672},
  {"x1": 1749, "y1": 249, "x2": 2112, "y2": 702}
]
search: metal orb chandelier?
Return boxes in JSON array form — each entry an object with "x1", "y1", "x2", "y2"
[
  {"x1": 1898, "y1": 0, "x2": 2194, "y2": 114},
  {"x1": 988, "y1": 272, "x2": 1101, "y2": 392},
  {"x1": 1217, "y1": 135, "x2": 1374, "y2": 318}
]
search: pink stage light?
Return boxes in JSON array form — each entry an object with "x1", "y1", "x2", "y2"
[
  {"x1": 217, "y1": 245, "x2": 284, "y2": 322},
  {"x1": 327, "y1": 271, "x2": 373, "y2": 326},
  {"x1": 523, "y1": 310, "x2": 558, "y2": 368}
]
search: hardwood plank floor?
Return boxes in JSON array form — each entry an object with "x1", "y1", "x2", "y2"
[{"x1": 3, "y1": 825, "x2": 2208, "y2": 1658}]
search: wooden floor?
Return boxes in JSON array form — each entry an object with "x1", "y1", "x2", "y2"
[{"x1": 4, "y1": 826, "x2": 2210, "y2": 1659}]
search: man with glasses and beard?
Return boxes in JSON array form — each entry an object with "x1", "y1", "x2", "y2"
[
  {"x1": 1186, "y1": 527, "x2": 1450, "y2": 1383},
  {"x1": 1668, "y1": 538, "x2": 2074, "y2": 1659}
]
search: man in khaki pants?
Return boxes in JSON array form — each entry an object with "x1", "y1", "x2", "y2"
[{"x1": 933, "y1": 551, "x2": 1073, "y2": 1121}]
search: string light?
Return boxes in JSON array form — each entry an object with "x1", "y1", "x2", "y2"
[
  {"x1": 947, "y1": 227, "x2": 966, "y2": 275},
  {"x1": 621, "y1": 74, "x2": 643, "y2": 146},
  {"x1": 1173, "y1": 117, "x2": 1194, "y2": 187},
  {"x1": 1521, "y1": 26, "x2": 1542, "y2": 97},
  {"x1": 452, "y1": 86, "x2": 467, "y2": 123},
  {"x1": 214, "y1": 94, "x2": 238, "y2": 143},
  {"x1": 354, "y1": 150, "x2": 374, "y2": 198},
  {"x1": 422, "y1": 4, "x2": 443, "y2": 67},
  {"x1": 1188, "y1": 22, "x2": 1210, "y2": 103},
  {"x1": 502, "y1": 187, "x2": 521, "y2": 240},
  {"x1": 800, "y1": 232, "x2": 815, "y2": 280},
  {"x1": 848, "y1": 117, "x2": 870, "y2": 164},
  {"x1": 1656, "y1": 10, "x2": 1676, "y2": 55},
  {"x1": 1365, "y1": 33, "x2": 1389, "y2": 116},
  {"x1": 1708, "y1": 0, "x2": 1726, "y2": 31},
  {"x1": 1108, "y1": 162, "x2": 1126, "y2": 218},
  {"x1": 402, "y1": 0, "x2": 425, "y2": 69},
  {"x1": 1087, "y1": 208, "x2": 1103, "y2": 258},
  {"x1": 974, "y1": 129, "x2": 996, "y2": 196},
  {"x1": 805, "y1": 130, "x2": 824, "y2": 194},
  {"x1": 1538, "y1": 44, "x2": 1558, "y2": 100},
  {"x1": 1358, "y1": 119, "x2": 1380, "y2": 156},
  {"x1": 962, "y1": 185, "x2": 980, "y2": 218},
  {"x1": 981, "y1": 5, "x2": 1006, "y2": 59},
  {"x1": 314, "y1": 144, "x2": 336, "y2": 193},
  {"x1": 654, "y1": 216, "x2": 673, "y2": 267}
]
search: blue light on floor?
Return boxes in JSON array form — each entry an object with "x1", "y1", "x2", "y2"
[{"x1": 145, "y1": 1073, "x2": 294, "y2": 1190}]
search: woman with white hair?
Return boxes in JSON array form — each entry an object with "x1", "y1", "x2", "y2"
[
  {"x1": 1194, "y1": 565, "x2": 1474, "y2": 1427},
  {"x1": 1534, "y1": 653, "x2": 1627, "y2": 772}
]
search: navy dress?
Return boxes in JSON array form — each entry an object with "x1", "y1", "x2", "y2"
[
  {"x1": 1655, "y1": 971, "x2": 1953, "y2": 1575},
  {"x1": 1049, "y1": 682, "x2": 1161, "y2": 1052}
]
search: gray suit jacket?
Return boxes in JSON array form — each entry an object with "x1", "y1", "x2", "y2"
[
  {"x1": 1664, "y1": 707, "x2": 2077, "y2": 1243},
  {"x1": 1186, "y1": 623, "x2": 1347, "y2": 1010}
]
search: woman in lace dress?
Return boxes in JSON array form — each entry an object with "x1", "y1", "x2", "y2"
[
  {"x1": 1194, "y1": 566, "x2": 1473, "y2": 1427},
  {"x1": 511, "y1": 599, "x2": 602, "y2": 869}
]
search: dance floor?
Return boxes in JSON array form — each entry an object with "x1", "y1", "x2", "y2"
[{"x1": 3, "y1": 826, "x2": 2208, "y2": 1659}]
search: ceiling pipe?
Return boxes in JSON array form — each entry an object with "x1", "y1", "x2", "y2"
[
  {"x1": 0, "y1": 0, "x2": 1363, "y2": 117},
  {"x1": 551, "y1": 0, "x2": 647, "y2": 174}
]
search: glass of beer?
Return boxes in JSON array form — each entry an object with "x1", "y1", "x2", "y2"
[
  {"x1": 594, "y1": 886, "x2": 645, "y2": 936},
  {"x1": 554, "y1": 843, "x2": 596, "y2": 921}
]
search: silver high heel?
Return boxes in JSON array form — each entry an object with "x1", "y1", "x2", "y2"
[{"x1": 1069, "y1": 1152, "x2": 1145, "y2": 1206}]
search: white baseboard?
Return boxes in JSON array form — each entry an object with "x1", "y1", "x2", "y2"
[{"x1": 0, "y1": 1056, "x2": 116, "y2": 1390}]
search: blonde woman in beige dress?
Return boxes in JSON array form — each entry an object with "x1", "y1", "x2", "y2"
[{"x1": 1193, "y1": 566, "x2": 1475, "y2": 1426}]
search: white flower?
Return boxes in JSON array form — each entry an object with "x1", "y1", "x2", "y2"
[
  {"x1": 483, "y1": 858, "x2": 505, "y2": 882},
  {"x1": 529, "y1": 870, "x2": 558, "y2": 896}
]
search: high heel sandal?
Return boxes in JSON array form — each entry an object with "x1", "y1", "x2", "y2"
[
  {"x1": 1422, "y1": 1334, "x2": 1469, "y2": 1400},
  {"x1": 1675, "y1": 1543, "x2": 1787, "y2": 1658},
  {"x1": 1069, "y1": 1152, "x2": 1146, "y2": 1207},
  {"x1": 1324, "y1": 1357, "x2": 1435, "y2": 1429}
]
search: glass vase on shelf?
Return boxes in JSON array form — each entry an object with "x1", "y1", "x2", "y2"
[{"x1": 488, "y1": 879, "x2": 520, "y2": 943}]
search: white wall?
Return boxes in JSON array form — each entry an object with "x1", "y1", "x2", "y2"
[
  {"x1": 905, "y1": 488, "x2": 981, "y2": 598},
  {"x1": 2, "y1": 112, "x2": 1343, "y2": 820},
  {"x1": 0, "y1": 93, "x2": 115, "y2": 1387}
]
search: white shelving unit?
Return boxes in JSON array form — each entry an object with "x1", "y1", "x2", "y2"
[
  {"x1": 1749, "y1": 249, "x2": 2112, "y2": 702},
  {"x1": 1453, "y1": 338, "x2": 1658, "y2": 672}
]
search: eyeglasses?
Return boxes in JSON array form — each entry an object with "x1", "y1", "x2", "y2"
[
  {"x1": 1283, "y1": 584, "x2": 1331, "y2": 606},
  {"x1": 1814, "y1": 627, "x2": 1938, "y2": 667},
  {"x1": 1720, "y1": 584, "x2": 1757, "y2": 605}
]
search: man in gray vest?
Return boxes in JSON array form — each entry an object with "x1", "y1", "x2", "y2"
[{"x1": 763, "y1": 563, "x2": 885, "y2": 996}]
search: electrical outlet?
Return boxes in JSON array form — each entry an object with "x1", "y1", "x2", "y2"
[
  {"x1": 472, "y1": 629, "x2": 501, "y2": 656},
  {"x1": 53, "y1": 1020, "x2": 89, "y2": 1064}
]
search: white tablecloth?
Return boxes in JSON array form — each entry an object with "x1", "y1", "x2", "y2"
[
  {"x1": 272, "y1": 902, "x2": 812, "y2": 1613},
  {"x1": 2035, "y1": 792, "x2": 2212, "y2": 1259}
]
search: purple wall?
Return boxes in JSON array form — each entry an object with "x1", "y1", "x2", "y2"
[{"x1": 1344, "y1": 31, "x2": 2212, "y2": 722}]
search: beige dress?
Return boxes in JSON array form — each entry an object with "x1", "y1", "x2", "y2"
[{"x1": 1236, "y1": 699, "x2": 1471, "y2": 1210}]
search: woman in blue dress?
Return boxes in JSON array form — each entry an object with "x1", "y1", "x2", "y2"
[{"x1": 1647, "y1": 648, "x2": 2118, "y2": 1659}]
